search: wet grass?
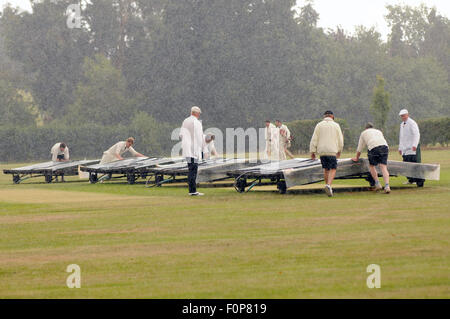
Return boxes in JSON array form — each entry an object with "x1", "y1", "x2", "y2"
[{"x1": 0, "y1": 150, "x2": 448, "y2": 298}]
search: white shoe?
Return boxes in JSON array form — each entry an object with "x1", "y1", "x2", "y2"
[
  {"x1": 324, "y1": 185, "x2": 333, "y2": 197},
  {"x1": 189, "y1": 192, "x2": 204, "y2": 196},
  {"x1": 384, "y1": 185, "x2": 391, "y2": 194},
  {"x1": 99, "y1": 174, "x2": 111, "y2": 183},
  {"x1": 375, "y1": 183, "x2": 383, "y2": 191}
]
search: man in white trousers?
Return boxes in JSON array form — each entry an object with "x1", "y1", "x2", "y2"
[
  {"x1": 264, "y1": 120, "x2": 276, "y2": 159},
  {"x1": 100, "y1": 137, "x2": 146, "y2": 165},
  {"x1": 203, "y1": 134, "x2": 218, "y2": 160},
  {"x1": 275, "y1": 120, "x2": 294, "y2": 159},
  {"x1": 50, "y1": 142, "x2": 70, "y2": 182},
  {"x1": 51, "y1": 142, "x2": 70, "y2": 162},
  {"x1": 97, "y1": 137, "x2": 146, "y2": 182}
]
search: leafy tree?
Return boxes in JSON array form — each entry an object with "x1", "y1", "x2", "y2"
[
  {"x1": 0, "y1": 78, "x2": 36, "y2": 126},
  {"x1": 65, "y1": 54, "x2": 137, "y2": 125},
  {"x1": 129, "y1": 111, "x2": 171, "y2": 156},
  {"x1": 386, "y1": 4, "x2": 430, "y2": 57},
  {"x1": 370, "y1": 75, "x2": 391, "y2": 132},
  {"x1": 0, "y1": 0, "x2": 448, "y2": 161},
  {"x1": 422, "y1": 8, "x2": 450, "y2": 79},
  {"x1": 0, "y1": 1, "x2": 92, "y2": 120}
]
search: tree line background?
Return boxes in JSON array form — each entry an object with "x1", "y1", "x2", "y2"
[{"x1": 0, "y1": 0, "x2": 449, "y2": 161}]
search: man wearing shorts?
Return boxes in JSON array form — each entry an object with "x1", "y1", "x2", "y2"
[
  {"x1": 352, "y1": 122, "x2": 391, "y2": 193},
  {"x1": 310, "y1": 110, "x2": 344, "y2": 197}
]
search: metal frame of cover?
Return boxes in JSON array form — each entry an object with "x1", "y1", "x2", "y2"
[
  {"x1": 225, "y1": 158, "x2": 366, "y2": 193},
  {"x1": 3, "y1": 157, "x2": 440, "y2": 192},
  {"x1": 80, "y1": 157, "x2": 183, "y2": 184},
  {"x1": 3, "y1": 159, "x2": 100, "y2": 184},
  {"x1": 144, "y1": 158, "x2": 260, "y2": 187},
  {"x1": 227, "y1": 158, "x2": 440, "y2": 194}
]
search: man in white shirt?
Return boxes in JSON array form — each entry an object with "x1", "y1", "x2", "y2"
[
  {"x1": 100, "y1": 137, "x2": 146, "y2": 165},
  {"x1": 275, "y1": 120, "x2": 294, "y2": 159},
  {"x1": 278, "y1": 128, "x2": 288, "y2": 161},
  {"x1": 398, "y1": 109, "x2": 424, "y2": 186},
  {"x1": 203, "y1": 134, "x2": 218, "y2": 160},
  {"x1": 264, "y1": 120, "x2": 276, "y2": 159},
  {"x1": 51, "y1": 142, "x2": 69, "y2": 162},
  {"x1": 352, "y1": 123, "x2": 391, "y2": 193},
  {"x1": 51, "y1": 142, "x2": 69, "y2": 182},
  {"x1": 310, "y1": 110, "x2": 344, "y2": 197},
  {"x1": 180, "y1": 106, "x2": 204, "y2": 196}
]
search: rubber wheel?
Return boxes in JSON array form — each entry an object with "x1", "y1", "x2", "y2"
[
  {"x1": 416, "y1": 180, "x2": 425, "y2": 188},
  {"x1": 89, "y1": 173, "x2": 98, "y2": 184},
  {"x1": 127, "y1": 173, "x2": 136, "y2": 185},
  {"x1": 13, "y1": 175, "x2": 20, "y2": 184},
  {"x1": 234, "y1": 178, "x2": 246, "y2": 193},
  {"x1": 45, "y1": 175, "x2": 53, "y2": 183},
  {"x1": 155, "y1": 175, "x2": 163, "y2": 187},
  {"x1": 277, "y1": 181, "x2": 287, "y2": 194}
]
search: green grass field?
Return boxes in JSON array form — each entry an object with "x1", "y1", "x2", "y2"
[{"x1": 0, "y1": 150, "x2": 449, "y2": 298}]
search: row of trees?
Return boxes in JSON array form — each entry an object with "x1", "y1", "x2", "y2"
[
  {"x1": 0, "y1": 115, "x2": 173, "y2": 162},
  {"x1": 1, "y1": 115, "x2": 447, "y2": 162},
  {"x1": 0, "y1": 0, "x2": 449, "y2": 160}
]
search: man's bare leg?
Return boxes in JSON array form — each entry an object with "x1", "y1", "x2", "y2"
[
  {"x1": 379, "y1": 164, "x2": 390, "y2": 193},
  {"x1": 369, "y1": 166, "x2": 380, "y2": 182},
  {"x1": 324, "y1": 169, "x2": 334, "y2": 197},
  {"x1": 369, "y1": 165, "x2": 382, "y2": 190},
  {"x1": 327, "y1": 169, "x2": 337, "y2": 185},
  {"x1": 323, "y1": 169, "x2": 329, "y2": 185},
  {"x1": 379, "y1": 164, "x2": 389, "y2": 185}
]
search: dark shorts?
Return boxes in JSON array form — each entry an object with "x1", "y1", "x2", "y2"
[
  {"x1": 368, "y1": 145, "x2": 388, "y2": 166},
  {"x1": 320, "y1": 156, "x2": 337, "y2": 170},
  {"x1": 57, "y1": 154, "x2": 65, "y2": 160}
]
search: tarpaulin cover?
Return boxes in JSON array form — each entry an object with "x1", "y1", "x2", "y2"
[
  {"x1": 228, "y1": 158, "x2": 312, "y2": 177},
  {"x1": 283, "y1": 158, "x2": 440, "y2": 189},
  {"x1": 83, "y1": 157, "x2": 153, "y2": 171},
  {"x1": 150, "y1": 158, "x2": 259, "y2": 182},
  {"x1": 361, "y1": 159, "x2": 440, "y2": 181},
  {"x1": 283, "y1": 158, "x2": 364, "y2": 188},
  {"x1": 196, "y1": 158, "x2": 258, "y2": 182},
  {"x1": 4, "y1": 159, "x2": 100, "y2": 174}
]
